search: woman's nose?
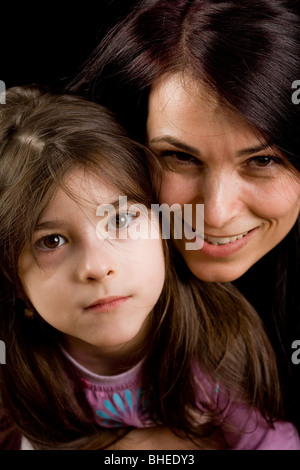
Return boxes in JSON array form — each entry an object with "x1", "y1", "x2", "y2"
[
  {"x1": 201, "y1": 172, "x2": 243, "y2": 229},
  {"x1": 75, "y1": 237, "x2": 115, "y2": 283}
]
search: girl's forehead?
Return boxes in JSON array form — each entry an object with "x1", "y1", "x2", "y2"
[
  {"x1": 67, "y1": 168, "x2": 118, "y2": 201},
  {"x1": 43, "y1": 169, "x2": 120, "y2": 217}
]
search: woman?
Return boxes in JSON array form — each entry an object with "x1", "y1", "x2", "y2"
[{"x1": 68, "y1": 0, "x2": 300, "y2": 430}]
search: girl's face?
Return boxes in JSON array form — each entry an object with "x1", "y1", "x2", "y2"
[
  {"x1": 147, "y1": 73, "x2": 300, "y2": 282},
  {"x1": 18, "y1": 169, "x2": 165, "y2": 373}
]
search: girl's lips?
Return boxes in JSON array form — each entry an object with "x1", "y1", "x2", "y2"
[
  {"x1": 84, "y1": 296, "x2": 129, "y2": 312},
  {"x1": 183, "y1": 226, "x2": 259, "y2": 258}
]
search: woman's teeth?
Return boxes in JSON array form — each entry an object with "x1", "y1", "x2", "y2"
[{"x1": 203, "y1": 231, "x2": 250, "y2": 245}]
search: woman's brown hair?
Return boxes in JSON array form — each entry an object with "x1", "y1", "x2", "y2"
[{"x1": 0, "y1": 85, "x2": 282, "y2": 449}]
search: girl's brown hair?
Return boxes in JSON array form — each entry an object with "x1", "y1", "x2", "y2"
[{"x1": 0, "y1": 86, "x2": 282, "y2": 449}]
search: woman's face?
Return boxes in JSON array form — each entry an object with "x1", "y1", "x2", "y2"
[{"x1": 147, "y1": 73, "x2": 300, "y2": 282}]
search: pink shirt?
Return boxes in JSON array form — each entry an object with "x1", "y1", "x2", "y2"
[{"x1": 64, "y1": 351, "x2": 300, "y2": 450}]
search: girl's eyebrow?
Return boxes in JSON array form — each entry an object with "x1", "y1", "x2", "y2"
[
  {"x1": 34, "y1": 220, "x2": 69, "y2": 232},
  {"x1": 34, "y1": 199, "x2": 130, "y2": 232}
]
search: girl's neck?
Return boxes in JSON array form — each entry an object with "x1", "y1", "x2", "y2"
[{"x1": 62, "y1": 337, "x2": 146, "y2": 376}]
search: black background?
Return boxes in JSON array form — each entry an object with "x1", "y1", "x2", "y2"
[{"x1": 0, "y1": 1, "x2": 138, "y2": 90}]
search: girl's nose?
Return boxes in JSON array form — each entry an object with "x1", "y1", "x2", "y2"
[
  {"x1": 201, "y1": 172, "x2": 243, "y2": 229},
  {"x1": 75, "y1": 237, "x2": 115, "y2": 283}
]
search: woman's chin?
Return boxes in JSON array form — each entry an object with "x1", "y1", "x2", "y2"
[{"x1": 185, "y1": 258, "x2": 250, "y2": 283}]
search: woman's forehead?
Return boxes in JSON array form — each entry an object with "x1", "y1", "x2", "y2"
[
  {"x1": 147, "y1": 72, "x2": 258, "y2": 142},
  {"x1": 149, "y1": 73, "x2": 220, "y2": 107}
]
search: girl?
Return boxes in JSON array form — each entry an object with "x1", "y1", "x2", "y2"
[
  {"x1": 0, "y1": 85, "x2": 299, "y2": 450},
  {"x1": 67, "y1": 0, "x2": 300, "y2": 430}
]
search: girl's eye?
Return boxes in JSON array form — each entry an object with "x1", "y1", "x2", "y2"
[
  {"x1": 107, "y1": 212, "x2": 137, "y2": 231},
  {"x1": 36, "y1": 234, "x2": 67, "y2": 251}
]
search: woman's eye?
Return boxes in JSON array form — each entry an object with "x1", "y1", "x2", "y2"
[
  {"x1": 107, "y1": 212, "x2": 137, "y2": 230},
  {"x1": 247, "y1": 155, "x2": 282, "y2": 168},
  {"x1": 36, "y1": 234, "x2": 67, "y2": 251},
  {"x1": 159, "y1": 150, "x2": 201, "y2": 166}
]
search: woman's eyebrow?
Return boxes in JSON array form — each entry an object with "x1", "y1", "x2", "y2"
[
  {"x1": 149, "y1": 136, "x2": 200, "y2": 156},
  {"x1": 150, "y1": 136, "x2": 271, "y2": 158},
  {"x1": 237, "y1": 143, "x2": 270, "y2": 157}
]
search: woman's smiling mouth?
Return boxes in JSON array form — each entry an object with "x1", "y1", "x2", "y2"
[
  {"x1": 182, "y1": 223, "x2": 259, "y2": 257},
  {"x1": 203, "y1": 230, "x2": 251, "y2": 245}
]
